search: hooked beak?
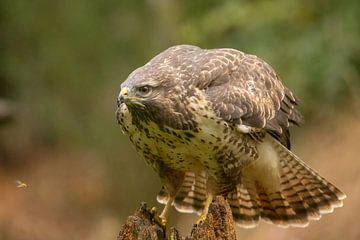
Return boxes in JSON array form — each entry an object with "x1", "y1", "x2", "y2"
[
  {"x1": 117, "y1": 87, "x2": 144, "y2": 107},
  {"x1": 117, "y1": 87, "x2": 129, "y2": 106}
]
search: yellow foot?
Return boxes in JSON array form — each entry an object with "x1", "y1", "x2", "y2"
[
  {"x1": 196, "y1": 212, "x2": 208, "y2": 225},
  {"x1": 150, "y1": 207, "x2": 167, "y2": 229},
  {"x1": 196, "y1": 193, "x2": 213, "y2": 225}
]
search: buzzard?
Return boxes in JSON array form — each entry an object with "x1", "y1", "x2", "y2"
[{"x1": 116, "y1": 45, "x2": 345, "y2": 228}]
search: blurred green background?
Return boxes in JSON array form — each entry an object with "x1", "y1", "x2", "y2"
[{"x1": 0, "y1": 0, "x2": 359, "y2": 239}]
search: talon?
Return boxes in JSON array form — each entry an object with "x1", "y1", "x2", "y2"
[{"x1": 159, "y1": 217, "x2": 167, "y2": 227}]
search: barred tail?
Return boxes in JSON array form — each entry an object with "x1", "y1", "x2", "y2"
[
  {"x1": 157, "y1": 171, "x2": 207, "y2": 214},
  {"x1": 228, "y1": 138, "x2": 346, "y2": 228}
]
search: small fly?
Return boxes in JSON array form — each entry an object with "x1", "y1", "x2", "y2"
[{"x1": 16, "y1": 180, "x2": 28, "y2": 188}]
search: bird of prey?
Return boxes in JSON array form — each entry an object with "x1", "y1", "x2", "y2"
[{"x1": 116, "y1": 45, "x2": 345, "y2": 228}]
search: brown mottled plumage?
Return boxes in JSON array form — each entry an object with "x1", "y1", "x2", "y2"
[{"x1": 116, "y1": 45, "x2": 345, "y2": 228}]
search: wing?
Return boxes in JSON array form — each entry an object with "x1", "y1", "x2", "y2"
[{"x1": 197, "y1": 48, "x2": 303, "y2": 148}]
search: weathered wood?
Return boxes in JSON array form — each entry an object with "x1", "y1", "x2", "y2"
[
  {"x1": 117, "y1": 202, "x2": 166, "y2": 240},
  {"x1": 117, "y1": 196, "x2": 237, "y2": 240}
]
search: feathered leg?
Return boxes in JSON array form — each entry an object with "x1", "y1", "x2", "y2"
[
  {"x1": 154, "y1": 167, "x2": 186, "y2": 227},
  {"x1": 159, "y1": 197, "x2": 173, "y2": 221}
]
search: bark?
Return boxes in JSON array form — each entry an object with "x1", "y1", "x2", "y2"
[{"x1": 117, "y1": 196, "x2": 236, "y2": 240}]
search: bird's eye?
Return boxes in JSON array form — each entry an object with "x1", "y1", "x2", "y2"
[{"x1": 137, "y1": 85, "x2": 152, "y2": 96}]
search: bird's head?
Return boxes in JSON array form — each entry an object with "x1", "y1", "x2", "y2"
[
  {"x1": 117, "y1": 45, "x2": 202, "y2": 130},
  {"x1": 117, "y1": 63, "x2": 179, "y2": 116},
  {"x1": 117, "y1": 74, "x2": 160, "y2": 110}
]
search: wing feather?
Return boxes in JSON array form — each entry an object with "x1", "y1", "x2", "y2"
[{"x1": 197, "y1": 49, "x2": 302, "y2": 148}]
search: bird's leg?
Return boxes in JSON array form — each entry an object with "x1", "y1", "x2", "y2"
[
  {"x1": 160, "y1": 197, "x2": 172, "y2": 220},
  {"x1": 151, "y1": 197, "x2": 173, "y2": 228},
  {"x1": 196, "y1": 193, "x2": 213, "y2": 224}
]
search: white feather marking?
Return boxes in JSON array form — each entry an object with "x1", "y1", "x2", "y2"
[{"x1": 237, "y1": 125, "x2": 252, "y2": 133}]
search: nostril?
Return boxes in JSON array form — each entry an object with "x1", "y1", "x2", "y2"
[{"x1": 120, "y1": 87, "x2": 129, "y2": 96}]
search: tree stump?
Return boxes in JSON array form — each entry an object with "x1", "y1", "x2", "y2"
[{"x1": 117, "y1": 196, "x2": 236, "y2": 240}]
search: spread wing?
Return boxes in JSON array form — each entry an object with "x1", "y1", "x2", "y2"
[{"x1": 197, "y1": 49, "x2": 303, "y2": 148}]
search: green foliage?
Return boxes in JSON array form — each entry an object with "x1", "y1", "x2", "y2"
[
  {"x1": 0, "y1": 0, "x2": 359, "y2": 147},
  {"x1": 178, "y1": 0, "x2": 360, "y2": 115}
]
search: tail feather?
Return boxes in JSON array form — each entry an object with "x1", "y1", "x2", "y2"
[
  {"x1": 227, "y1": 179, "x2": 260, "y2": 228},
  {"x1": 157, "y1": 171, "x2": 208, "y2": 214},
  {"x1": 255, "y1": 188, "x2": 308, "y2": 227},
  {"x1": 279, "y1": 156, "x2": 322, "y2": 222},
  {"x1": 277, "y1": 143, "x2": 345, "y2": 214},
  {"x1": 257, "y1": 191, "x2": 278, "y2": 224},
  {"x1": 229, "y1": 138, "x2": 345, "y2": 228},
  {"x1": 173, "y1": 171, "x2": 207, "y2": 214},
  {"x1": 263, "y1": 191, "x2": 301, "y2": 227}
]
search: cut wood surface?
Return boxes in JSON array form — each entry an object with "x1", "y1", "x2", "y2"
[{"x1": 117, "y1": 196, "x2": 236, "y2": 240}]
